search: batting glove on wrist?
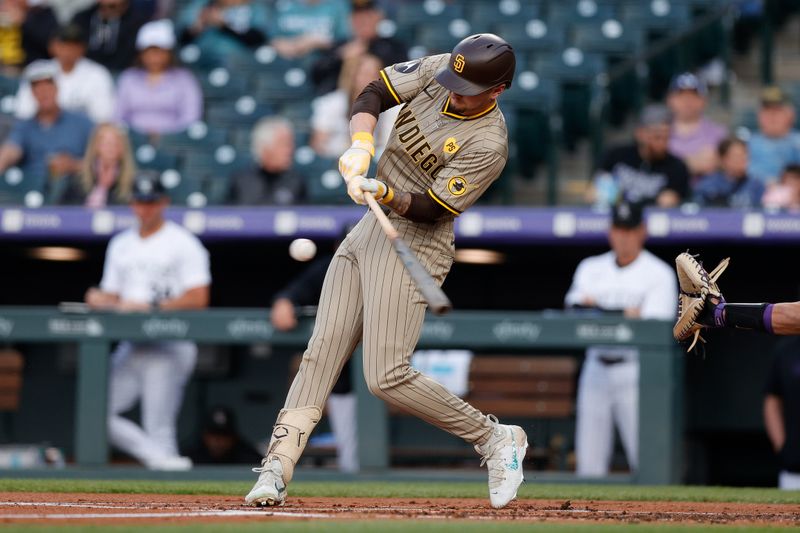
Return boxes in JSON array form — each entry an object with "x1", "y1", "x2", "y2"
[
  {"x1": 346, "y1": 176, "x2": 391, "y2": 205},
  {"x1": 339, "y1": 132, "x2": 375, "y2": 183}
]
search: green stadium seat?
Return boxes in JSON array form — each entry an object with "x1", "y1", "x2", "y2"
[
  {"x1": 0, "y1": 74, "x2": 19, "y2": 98},
  {"x1": 493, "y1": 20, "x2": 567, "y2": 55},
  {"x1": 252, "y1": 68, "x2": 313, "y2": 103},
  {"x1": 0, "y1": 168, "x2": 39, "y2": 205},
  {"x1": 294, "y1": 150, "x2": 346, "y2": 204},
  {"x1": 533, "y1": 50, "x2": 606, "y2": 149},
  {"x1": 415, "y1": 21, "x2": 475, "y2": 54},
  {"x1": 179, "y1": 144, "x2": 243, "y2": 183},
  {"x1": 158, "y1": 122, "x2": 228, "y2": 156},
  {"x1": 394, "y1": 0, "x2": 464, "y2": 28},
  {"x1": 199, "y1": 67, "x2": 248, "y2": 101},
  {"x1": 547, "y1": 1, "x2": 620, "y2": 26},
  {"x1": 134, "y1": 144, "x2": 179, "y2": 171},
  {"x1": 205, "y1": 97, "x2": 273, "y2": 128},
  {"x1": 468, "y1": 0, "x2": 544, "y2": 33},
  {"x1": 621, "y1": 0, "x2": 692, "y2": 31},
  {"x1": 158, "y1": 169, "x2": 206, "y2": 207}
]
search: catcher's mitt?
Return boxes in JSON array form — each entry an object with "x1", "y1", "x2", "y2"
[{"x1": 674, "y1": 252, "x2": 730, "y2": 351}]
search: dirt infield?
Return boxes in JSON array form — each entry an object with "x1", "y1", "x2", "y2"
[{"x1": 1, "y1": 492, "x2": 799, "y2": 526}]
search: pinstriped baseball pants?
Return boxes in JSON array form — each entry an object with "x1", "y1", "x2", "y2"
[{"x1": 284, "y1": 211, "x2": 494, "y2": 445}]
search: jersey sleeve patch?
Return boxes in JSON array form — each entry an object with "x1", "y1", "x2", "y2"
[{"x1": 393, "y1": 59, "x2": 421, "y2": 73}]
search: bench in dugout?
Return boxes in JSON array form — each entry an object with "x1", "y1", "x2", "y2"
[{"x1": 390, "y1": 355, "x2": 577, "y2": 469}]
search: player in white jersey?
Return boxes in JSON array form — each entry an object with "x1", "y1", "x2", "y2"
[
  {"x1": 85, "y1": 172, "x2": 211, "y2": 470},
  {"x1": 564, "y1": 202, "x2": 676, "y2": 477}
]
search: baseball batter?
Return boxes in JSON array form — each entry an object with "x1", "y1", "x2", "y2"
[{"x1": 246, "y1": 34, "x2": 527, "y2": 509}]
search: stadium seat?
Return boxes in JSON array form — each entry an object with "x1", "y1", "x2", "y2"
[
  {"x1": 547, "y1": 0, "x2": 620, "y2": 27},
  {"x1": 158, "y1": 122, "x2": 228, "y2": 156},
  {"x1": 205, "y1": 97, "x2": 273, "y2": 128},
  {"x1": 468, "y1": 0, "x2": 544, "y2": 33},
  {"x1": 415, "y1": 19, "x2": 475, "y2": 54},
  {"x1": 0, "y1": 168, "x2": 41, "y2": 206},
  {"x1": 621, "y1": 0, "x2": 692, "y2": 31},
  {"x1": 393, "y1": 0, "x2": 464, "y2": 28},
  {"x1": 199, "y1": 67, "x2": 248, "y2": 101},
  {"x1": 533, "y1": 50, "x2": 606, "y2": 149},
  {"x1": 134, "y1": 144, "x2": 179, "y2": 172},
  {"x1": 493, "y1": 20, "x2": 567, "y2": 55},
  {"x1": 294, "y1": 151, "x2": 346, "y2": 204},
  {"x1": 157, "y1": 168, "x2": 206, "y2": 207},
  {"x1": 179, "y1": 144, "x2": 243, "y2": 183},
  {"x1": 251, "y1": 66, "x2": 314, "y2": 104}
]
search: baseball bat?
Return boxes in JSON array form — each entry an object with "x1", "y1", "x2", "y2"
[{"x1": 363, "y1": 192, "x2": 453, "y2": 315}]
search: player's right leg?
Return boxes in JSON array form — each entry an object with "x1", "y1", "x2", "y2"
[{"x1": 246, "y1": 249, "x2": 364, "y2": 506}]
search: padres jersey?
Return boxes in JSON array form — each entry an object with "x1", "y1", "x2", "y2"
[{"x1": 378, "y1": 54, "x2": 508, "y2": 216}]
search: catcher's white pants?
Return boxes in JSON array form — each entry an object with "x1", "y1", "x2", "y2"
[
  {"x1": 107, "y1": 341, "x2": 197, "y2": 465},
  {"x1": 327, "y1": 393, "x2": 358, "y2": 473},
  {"x1": 780, "y1": 471, "x2": 800, "y2": 490},
  {"x1": 575, "y1": 354, "x2": 639, "y2": 477}
]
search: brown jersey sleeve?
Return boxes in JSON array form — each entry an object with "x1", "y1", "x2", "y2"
[{"x1": 380, "y1": 54, "x2": 450, "y2": 105}]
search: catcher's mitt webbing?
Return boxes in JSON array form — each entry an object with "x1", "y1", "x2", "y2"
[{"x1": 674, "y1": 253, "x2": 729, "y2": 352}]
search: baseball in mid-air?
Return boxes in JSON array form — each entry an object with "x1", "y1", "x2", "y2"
[{"x1": 289, "y1": 238, "x2": 317, "y2": 262}]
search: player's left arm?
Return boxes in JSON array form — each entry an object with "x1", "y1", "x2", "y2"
[{"x1": 158, "y1": 285, "x2": 210, "y2": 310}]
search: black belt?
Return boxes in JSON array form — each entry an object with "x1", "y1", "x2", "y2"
[{"x1": 598, "y1": 356, "x2": 627, "y2": 366}]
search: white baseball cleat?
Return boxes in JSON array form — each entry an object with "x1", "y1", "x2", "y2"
[
  {"x1": 245, "y1": 458, "x2": 287, "y2": 506},
  {"x1": 475, "y1": 415, "x2": 528, "y2": 509}
]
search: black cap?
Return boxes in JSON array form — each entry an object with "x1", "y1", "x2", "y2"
[
  {"x1": 611, "y1": 201, "x2": 644, "y2": 229},
  {"x1": 435, "y1": 33, "x2": 516, "y2": 96},
  {"x1": 352, "y1": 0, "x2": 378, "y2": 11},
  {"x1": 132, "y1": 171, "x2": 167, "y2": 202},
  {"x1": 55, "y1": 23, "x2": 86, "y2": 44},
  {"x1": 203, "y1": 406, "x2": 236, "y2": 435}
]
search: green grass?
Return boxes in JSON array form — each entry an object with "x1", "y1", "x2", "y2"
[
  {"x1": 0, "y1": 524, "x2": 794, "y2": 533},
  {"x1": 1, "y1": 479, "x2": 799, "y2": 504}
]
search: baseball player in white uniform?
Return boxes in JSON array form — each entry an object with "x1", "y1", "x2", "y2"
[
  {"x1": 564, "y1": 202, "x2": 676, "y2": 477},
  {"x1": 85, "y1": 172, "x2": 211, "y2": 470}
]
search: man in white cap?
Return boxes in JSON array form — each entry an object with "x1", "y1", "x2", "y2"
[
  {"x1": 0, "y1": 61, "x2": 93, "y2": 186},
  {"x1": 14, "y1": 23, "x2": 115, "y2": 123}
]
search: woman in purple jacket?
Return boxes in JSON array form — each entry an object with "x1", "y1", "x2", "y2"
[{"x1": 115, "y1": 19, "x2": 202, "y2": 136}]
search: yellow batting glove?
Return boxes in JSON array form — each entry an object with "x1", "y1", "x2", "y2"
[
  {"x1": 339, "y1": 132, "x2": 375, "y2": 183},
  {"x1": 346, "y1": 176, "x2": 392, "y2": 205}
]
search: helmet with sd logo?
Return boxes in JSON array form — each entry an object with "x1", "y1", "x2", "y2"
[{"x1": 435, "y1": 34, "x2": 516, "y2": 96}]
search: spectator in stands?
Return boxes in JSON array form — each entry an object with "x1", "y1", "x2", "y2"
[
  {"x1": 47, "y1": 0, "x2": 95, "y2": 24},
  {"x1": 61, "y1": 123, "x2": 136, "y2": 207},
  {"x1": 764, "y1": 339, "x2": 800, "y2": 490},
  {"x1": 189, "y1": 406, "x2": 261, "y2": 464},
  {"x1": 762, "y1": 164, "x2": 800, "y2": 211},
  {"x1": 0, "y1": 0, "x2": 58, "y2": 73},
  {"x1": 692, "y1": 137, "x2": 764, "y2": 208},
  {"x1": 229, "y1": 117, "x2": 306, "y2": 205},
  {"x1": 269, "y1": 0, "x2": 350, "y2": 59},
  {"x1": 310, "y1": 53, "x2": 400, "y2": 159},
  {"x1": 85, "y1": 171, "x2": 211, "y2": 471},
  {"x1": 71, "y1": 0, "x2": 148, "y2": 72},
  {"x1": 748, "y1": 87, "x2": 800, "y2": 185},
  {"x1": 0, "y1": 62, "x2": 92, "y2": 187},
  {"x1": 565, "y1": 201, "x2": 676, "y2": 478},
  {"x1": 589, "y1": 105, "x2": 690, "y2": 208},
  {"x1": 311, "y1": 0, "x2": 407, "y2": 95},
  {"x1": 667, "y1": 72, "x2": 727, "y2": 180},
  {"x1": 131, "y1": 0, "x2": 175, "y2": 19},
  {"x1": 14, "y1": 24, "x2": 115, "y2": 123},
  {"x1": 177, "y1": 0, "x2": 268, "y2": 66},
  {"x1": 115, "y1": 19, "x2": 203, "y2": 136}
]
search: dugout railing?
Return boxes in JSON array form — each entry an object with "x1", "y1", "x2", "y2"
[{"x1": 0, "y1": 307, "x2": 680, "y2": 484}]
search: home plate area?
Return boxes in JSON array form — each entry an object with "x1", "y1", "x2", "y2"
[{"x1": 1, "y1": 493, "x2": 799, "y2": 526}]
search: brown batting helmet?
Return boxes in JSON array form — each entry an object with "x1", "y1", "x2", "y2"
[{"x1": 435, "y1": 34, "x2": 516, "y2": 96}]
